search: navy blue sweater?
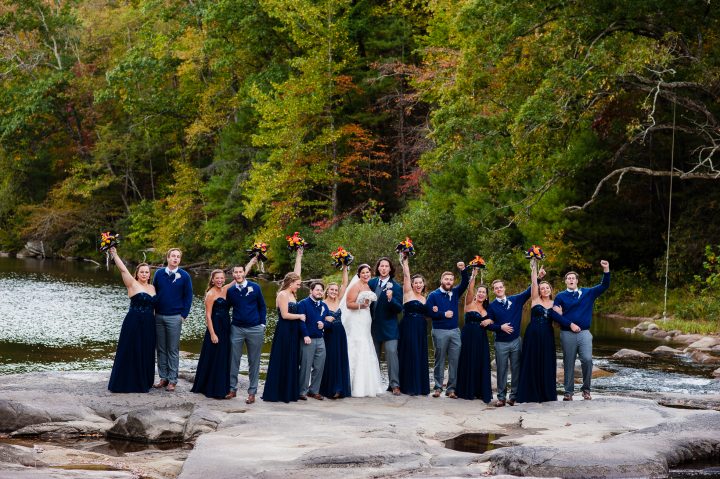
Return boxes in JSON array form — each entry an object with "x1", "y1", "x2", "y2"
[
  {"x1": 297, "y1": 297, "x2": 332, "y2": 339},
  {"x1": 425, "y1": 269, "x2": 470, "y2": 330},
  {"x1": 368, "y1": 277, "x2": 403, "y2": 342},
  {"x1": 554, "y1": 272, "x2": 610, "y2": 331},
  {"x1": 226, "y1": 281, "x2": 267, "y2": 328},
  {"x1": 487, "y1": 286, "x2": 531, "y2": 342},
  {"x1": 152, "y1": 268, "x2": 194, "y2": 318}
]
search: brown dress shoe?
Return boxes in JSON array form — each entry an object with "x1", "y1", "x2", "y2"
[
  {"x1": 298, "y1": 395, "x2": 308, "y2": 400},
  {"x1": 507, "y1": 399, "x2": 516, "y2": 406},
  {"x1": 392, "y1": 387, "x2": 401, "y2": 396},
  {"x1": 495, "y1": 399, "x2": 506, "y2": 407},
  {"x1": 310, "y1": 393, "x2": 324, "y2": 400},
  {"x1": 225, "y1": 390, "x2": 237, "y2": 399},
  {"x1": 447, "y1": 392, "x2": 458, "y2": 399},
  {"x1": 166, "y1": 383, "x2": 176, "y2": 392},
  {"x1": 153, "y1": 379, "x2": 169, "y2": 389},
  {"x1": 563, "y1": 394, "x2": 573, "y2": 401},
  {"x1": 432, "y1": 389, "x2": 441, "y2": 398},
  {"x1": 245, "y1": 394, "x2": 255, "y2": 404},
  {"x1": 582, "y1": 391, "x2": 592, "y2": 400}
]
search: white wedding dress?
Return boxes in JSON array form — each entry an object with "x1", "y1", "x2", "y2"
[{"x1": 340, "y1": 277, "x2": 385, "y2": 397}]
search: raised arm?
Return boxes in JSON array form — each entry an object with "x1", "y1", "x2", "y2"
[
  {"x1": 109, "y1": 247, "x2": 135, "y2": 291},
  {"x1": 204, "y1": 292, "x2": 219, "y2": 343},
  {"x1": 338, "y1": 265, "x2": 349, "y2": 299},
  {"x1": 244, "y1": 255, "x2": 258, "y2": 275},
  {"x1": 530, "y1": 259, "x2": 540, "y2": 302},
  {"x1": 293, "y1": 247, "x2": 303, "y2": 276},
  {"x1": 401, "y1": 255, "x2": 413, "y2": 298},
  {"x1": 465, "y1": 268, "x2": 478, "y2": 306}
]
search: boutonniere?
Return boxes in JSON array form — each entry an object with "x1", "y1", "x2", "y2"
[
  {"x1": 506, "y1": 300, "x2": 513, "y2": 308},
  {"x1": 172, "y1": 272, "x2": 181, "y2": 283},
  {"x1": 246, "y1": 286, "x2": 254, "y2": 295},
  {"x1": 320, "y1": 306, "x2": 325, "y2": 316}
]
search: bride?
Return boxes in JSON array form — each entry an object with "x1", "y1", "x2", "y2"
[{"x1": 339, "y1": 263, "x2": 385, "y2": 397}]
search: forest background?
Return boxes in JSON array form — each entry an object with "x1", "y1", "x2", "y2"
[{"x1": 1, "y1": 0, "x2": 719, "y2": 329}]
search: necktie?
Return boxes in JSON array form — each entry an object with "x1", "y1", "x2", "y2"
[
  {"x1": 501, "y1": 298, "x2": 509, "y2": 310},
  {"x1": 572, "y1": 291, "x2": 579, "y2": 300}
]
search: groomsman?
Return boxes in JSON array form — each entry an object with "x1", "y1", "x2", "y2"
[
  {"x1": 426, "y1": 262, "x2": 468, "y2": 398},
  {"x1": 554, "y1": 260, "x2": 610, "y2": 401},
  {"x1": 225, "y1": 256, "x2": 267, "y2": 404},
  {"x1": 369, "y1": 258, "x2": 404, "y2": 395},
  {"x1": 152, "y1": 248, "x2": 194, "y2": 392},
  {"x1": 297, "y1": 281, "x2": 332, "y2": 400}
]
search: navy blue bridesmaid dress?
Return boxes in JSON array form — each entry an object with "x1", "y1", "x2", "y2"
[
  {"x1": 398, "y1": 300, "x2": 430, "y2": 395},
  {"x1": 108, "y1": 292, "x2": 157, "y2": 393},
  {"x1": 319, "y1": 308, "x2": 352, "y2": 398},
  {"x1": 516, "y1": 304, "x2": 558, "y2": 403},
  {"x1": 262, "y1": 303, "x2": 301, "y2": 402},
  {"x1": 191, "y1": 297, "x2": 231, "y2": 399},
  {"x1": 455, "y1": 311, "x2": 492, "y2": 402}
]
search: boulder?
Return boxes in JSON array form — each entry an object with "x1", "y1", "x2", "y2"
[
  {"x1": 643, "y1": 330, "x2": 658, "y2": 337},
  {"x1": 635, "y1": 321, "x2": 651, "y2": 331},
  {"x1": 0, "y1": 400, "x2": 51, "y2": 432},
  {"x1": 647, "y1": 323, "x2": 660, "y2": 331},
  {"x1": 713, "y1": 367, "x2": 720, "y2": 379},
  {"x1": 667, "y1": 330, "x2": 682, "y2": 337},
  {"x1": 107, "y1": 404, "x2": 194, "y2": 443},
  {"x1": 620, "y1": 327, "x2": 633, "y2": 334},
  {"x1": 674, "y1": 334, "x2": 703, "y2": 345},
  {"x1": 183, "y1": 408, "x2": 223, "y2": 441},
  {"x1": 653, "y1": 330, "x2": 669, "y2": 339},
  {"x1": 612, "y1": 349, "x2": 651, "y2": 360},
  {"x1": 689, "y1": 350, "x2": 720, "y2": 365},
  {"x1": 10, "y1": 419, "x2": 112, "y2": 439},
  {"x1": 687, "y1": 337, "x2": 720, "y2": 351},
  {"x1": 651, "y1": 346, "x2": 683, "y2": 358}
]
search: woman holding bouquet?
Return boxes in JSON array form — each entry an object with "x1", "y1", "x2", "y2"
[
  {"x1": 340, "y1": 264, "x2": 384, "y2": 397},
  {"x1": 107, "y1": 247, "x2": 157, "y2": 393},
  {"x1": 516, "y1": 259, "x2": 574, "y2": 403},
  {"x1": 319, "y1": 264, "x2": 352, "y2": 399},
  {"x1": 397, "y1": 254, "x2": 430, "y2": 396},
  {"x1": 455, "y1": 268, "x2": 494, "y2": 402},
  {"x1": 191, "y1": 270, "x2": 231, "y2": 399},
  {"x1": 262, "y1": 249, "x2": 306, "y2": 402}
]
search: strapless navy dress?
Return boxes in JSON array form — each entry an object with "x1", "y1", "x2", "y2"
[
  {"x1": 398, "y1": 300, "x2": 430, "y2": 395},
  {"x1": 516, "y1": 304, "x2": 558, "y2": 403},
  {"x1": 455, "y1": 311, "x2": 492, "y2": 402},
  {"x1": 192, "y1": 297, "x2": 231, "y2": 399},
  {"x1": 319, "y1": 308, "x2": 352, "y2": 398},
  {"x1": 262, "y1": 303, "x2": 301, "y2": 402},
  {"x1": 108, "y1": 292, "x2": 157, "y2": 393}
]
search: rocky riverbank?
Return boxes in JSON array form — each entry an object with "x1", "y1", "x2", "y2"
[
  {"x1": 1, "y1": 371, "x2": 720, "y2": 478},
  {"x1": 618, "y1": 321, "x2": 720, "y2": 377}
]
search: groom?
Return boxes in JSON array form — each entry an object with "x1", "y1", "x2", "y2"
[{"x1": 369, "y1": 257, "x2": 403, "y2": 395}]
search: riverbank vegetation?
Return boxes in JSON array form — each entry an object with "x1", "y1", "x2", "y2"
[{"x1": 1, "y1": 1, "x2": 719, "y2": 322}]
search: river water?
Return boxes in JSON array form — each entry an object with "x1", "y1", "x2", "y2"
[{"x1": 1, "y1": 257, "x2": 718, "y2": 395}]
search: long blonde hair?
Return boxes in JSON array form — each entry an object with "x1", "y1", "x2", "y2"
[
  {"x1": 206, "y1": 269, "x2": 225, "y2": 292},
  {"x1": 278, "y1": 272, "x2": 301, "y2": 295}
]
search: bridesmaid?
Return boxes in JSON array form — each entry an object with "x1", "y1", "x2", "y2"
[
  {"x1": 107, "y1": 247, "x2": 157, "y2": 393},
  {"x1": 455, "y1": 268, "x2": 494, "y2": 402},
  {"x1": 191, "y1": 270, "x2": 231, "y2": 399},
  {"x1": 319, "y1": 264, "x2": 351, "y2": 399},
  {"x1": 397, "y1": 254, "x2": 430, "y2": 396},
  {"x1": 262, "y1": 249, "x2": 306, "y2": 402},
  {"x1": 516, "y1": 259, "x2": 573, "y2": 403}
]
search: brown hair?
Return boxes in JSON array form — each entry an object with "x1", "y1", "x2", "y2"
[
  {"x1": 309, "y1": 281, "x2": 325, "y2": 291},
  {"x1": 411, "y1": 274, "x2": 426, "y2": 294},
  {"x1": 166, "y1": 248, "x2": 182, "y2": 259},
  {"x1": 440, "y1": 271, "x2": 454, "y2": 280},
  {"x1": 475, "y1": 284, "x2": 490, "y2": 309},
  {"x1": 134, "y1": 263, "x2": 150, "y2": 280},
  {"x1": 374, "y1": 257, "x2": 396, "y2": 279},
  {"x1": 356, "y1": 264, "x2": 371, "y2": 277},
  {"x1": 206, "y1": 269, "x2": 225, "y2": 292},
  {"x1": 539, "y1": 280, "x2": 553, "y2": 300},
  {"x1": 491, "y1": 279, "x2": 504, "y2": 288},
  {"x1": 564, "y1": 271, "x2": 579, "y2": 280},
  {"x1": 278, "y1": 272, "x2": 301, "y2": 294}
]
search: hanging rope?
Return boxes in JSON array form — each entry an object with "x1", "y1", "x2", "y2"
[{"x1": 662, "y1": 102, "x2": 677, "y2": 321}]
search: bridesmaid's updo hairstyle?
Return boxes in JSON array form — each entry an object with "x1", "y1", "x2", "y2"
[
  {"x1": 133, "y1": 263, "x2": 150, "y2": 281},
  {"x1": 356, "y1": 264, "x2": 371, "y2": 277},
  {"x1": 279, "y1": 272, "x2": 301, "y2": 294},
  {"x1": 206, "y1": 269, "x2": 225, "y2": 293}
]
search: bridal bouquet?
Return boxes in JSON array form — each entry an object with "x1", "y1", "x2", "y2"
[
  {"x1": 246, "y1": 242, "x2": 269, "y2": 262},
  {"x1": 99, "y1": 231, "x2": 120, "y2": 253},
  {"x1": 330, "y1": 246, "x2": 354, "y2": 269},
  {"x1": 286, "y1": 232, "x2": 313, "y2": 251},
  {"x1": 468, "y1": 256, "x2": 486, "y2": 269},
  {"x1": 357, "y1": 290, "x2": 378, "y2": 308}
]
